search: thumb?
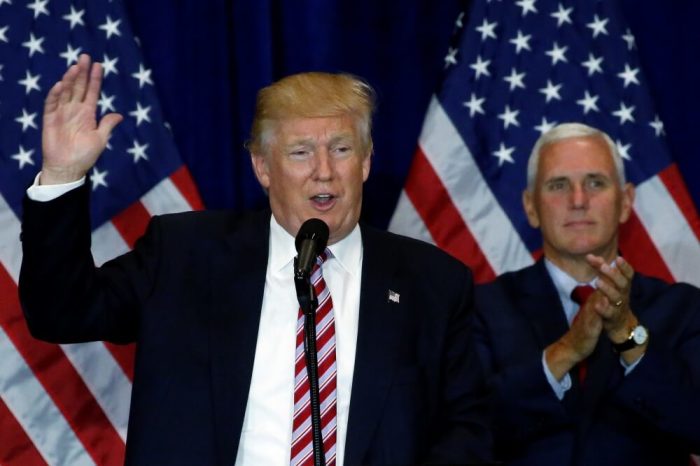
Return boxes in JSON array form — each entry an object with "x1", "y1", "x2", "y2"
[{"x1": 97, "y1": 113, "x2": 123, "y2": 141}]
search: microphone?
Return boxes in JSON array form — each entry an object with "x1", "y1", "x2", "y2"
[{"x1": 294, "y1": 218, "x2": 330, "y2": 276}]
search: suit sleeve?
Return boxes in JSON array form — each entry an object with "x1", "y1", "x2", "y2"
[
  {"x1": 611, "y1": 283, "x2": 700, "y2": 453},
  {"x1": 472, "y1": 282, "x2": 574, "y2": 454},
  {"x1": 19, "y1": 183, "x2": 160, "y2": 344},
  {"x1": 423, "y1": 263, "x2": 494, "y2": 464}
]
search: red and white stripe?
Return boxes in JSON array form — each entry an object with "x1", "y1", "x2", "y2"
[
  {"x1": 0, "y1": 166, "x2": 203, "y2": 465},
  {"x1": 390, "y1": 97, "x2": 700, "y2": 288},
  {"x1": 291, "y1": 251, "x2": 337, "y2": 466}
]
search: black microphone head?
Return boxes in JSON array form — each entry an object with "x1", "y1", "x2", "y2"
[{"x1": 295, "y1": 218, "x2": 329, "y2": 255}]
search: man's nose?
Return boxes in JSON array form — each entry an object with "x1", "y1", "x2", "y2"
[
  {"x1": 313, "y1": 150, "x2": 333, "y2": 180},
  {"x1": 570, "y1": 184, "x2": 589, "y2": 208}
]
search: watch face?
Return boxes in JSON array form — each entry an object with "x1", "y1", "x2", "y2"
[{"x1": 632, "y1": 326, "x2": 648, "y2": 344}]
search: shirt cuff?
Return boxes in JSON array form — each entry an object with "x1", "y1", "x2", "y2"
[
  {"x1": 542, "y1": 351, "x2": 571, "y2": 400},
  {"x1": 620, "y1": 354, "x2": 644, "y2": 375},
  {"x1": 26, "y1": 172, "x2": 86, "y2": 202}
]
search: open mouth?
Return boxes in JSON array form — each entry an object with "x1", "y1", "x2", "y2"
[{"x1": 311, "y1": 193, "x2": 336, "y2": 209}]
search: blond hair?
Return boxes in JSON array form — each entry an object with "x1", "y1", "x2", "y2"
[{"x1": 246, "y1": 72, "x2": 376, "y2": 154}]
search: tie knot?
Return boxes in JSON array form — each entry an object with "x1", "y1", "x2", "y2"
[{"x1": 571, "y1": 285, "x2": 595, "y2": 305}]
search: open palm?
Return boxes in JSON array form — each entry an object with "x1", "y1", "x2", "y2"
[{"x1": 41, "y1": 54, "x2": 122, "y2": 185}]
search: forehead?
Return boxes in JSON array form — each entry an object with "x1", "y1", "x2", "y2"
[
  {"x1": 537, "y1": 135, "x2": 616, "y2": 180},
  {"x1": 273, "y1": 114, "x2": 358, "y2": 143}
]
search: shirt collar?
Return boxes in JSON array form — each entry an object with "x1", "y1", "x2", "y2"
[
  {"x1": 544, "y1": 258, "x2": 597, "y2": 305},
  {"x1": 268, "y1": 215, "x2": 362, "y2": 275}
]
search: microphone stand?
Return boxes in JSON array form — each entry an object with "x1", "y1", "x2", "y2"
[{"x1": 294, "y1": 259, "x2": 326, "y2": 466}]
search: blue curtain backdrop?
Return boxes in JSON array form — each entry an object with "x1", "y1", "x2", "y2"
[{"x1": 122, "y1": 0, "x2": 700, "y2": 229}]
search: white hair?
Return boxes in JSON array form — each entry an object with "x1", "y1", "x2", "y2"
[{"x1": 526, "y1": 122, "x2": 626, "y2": 191}]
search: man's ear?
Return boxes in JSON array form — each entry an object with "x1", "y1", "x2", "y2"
[
  {"x1": 618, "y1": 183, "x2": 635, "y2": 224},
  {"x1": 523, "y1": 189, "x2": 540, "y2": 228},
  {"x1": 250, "y1": 153, "x2": 270, "y2": 190}
]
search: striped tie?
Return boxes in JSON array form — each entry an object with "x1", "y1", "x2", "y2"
[{"x1": 290, "y1": 249, "x2": 337, "y2": 466}]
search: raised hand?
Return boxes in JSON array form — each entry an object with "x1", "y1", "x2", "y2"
[{"x1": 41, "y1": 54, "x2": 123, "y2": 185}]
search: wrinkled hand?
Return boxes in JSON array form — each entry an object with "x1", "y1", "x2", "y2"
[
  {"x1": 41, "y1": 54, "x2": 123, "y2": 185},
  {"x1": 586, "y1": 254, "x2": 637, "y2": 342},
  {"x1": 545, "y1": 293, "x2": 604, "y2": 380}
]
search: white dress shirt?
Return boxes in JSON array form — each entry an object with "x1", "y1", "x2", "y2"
[
  {"x1": 235, "y1": 215, "x2": 362, "y2": 466},
  {"x1": 542, "y1": 259, "x2": 641, "y2": 400}
]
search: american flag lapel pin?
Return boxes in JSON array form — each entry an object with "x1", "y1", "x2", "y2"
[{"x1": 387, "y1": 289, "x2": 400, "y2": 304}]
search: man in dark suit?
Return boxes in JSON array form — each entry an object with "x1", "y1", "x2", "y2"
[
  {"x1": 19, "y1": 54, "x2": 491, "y2": 465},
  {"x1": 474, "y1": 122, "x2": 700, "y2": 465}
]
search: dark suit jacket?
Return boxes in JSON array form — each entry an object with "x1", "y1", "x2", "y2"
[
  {"x1": 474, "y1": 259, "x2": 700, "y2": 466},
  {"x1": 19, "y1": 184, "x2": 492, "y2": 465}
]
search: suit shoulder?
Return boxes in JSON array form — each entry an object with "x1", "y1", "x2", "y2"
[
  {"x1": 150, "y1": 209, "x2": 268, "y2": 239},
  {"x1": 362, "y1": 226, "x2": 471, "y2": 276}
]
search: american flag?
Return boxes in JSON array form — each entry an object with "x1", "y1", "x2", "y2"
[
  {"x1": 0, "y1": 0, "x2": 202, "y2": 464},
  {"x1": 390, "y1": 0, "x2": 700, "y2": 288},
  {"x1": 389, "y1": 0, "x2": 700, "y2": 463}
]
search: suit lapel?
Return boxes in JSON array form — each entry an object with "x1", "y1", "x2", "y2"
[
  {"x1": 208, "y1": 211, "x2": 270, "y2": 464},
  {"x1": 344, "y1": 226, "x2": 406, "y2": 465},
  {"x1": 518, "y1": 261, "x2": 571, "y2": 350}
]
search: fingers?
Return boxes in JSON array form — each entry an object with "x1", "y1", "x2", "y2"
[
  {"x1": 58, "y1": 63, "x2": 79, "y2": 105},
  {"x1": 44, "y1": 81, "x2": 63, "y2": 116},
  {"x1": 85, "y1": 61, "x2": 103, "y2": 108},
  {"x1": 71, "y1": 54, "x2": 91, "y2": 103}
]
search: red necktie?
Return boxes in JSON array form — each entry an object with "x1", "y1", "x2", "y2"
[
  {"x1": 290, "y1": 249, "x2": 337, "y2": 466},
  {"x1": 570, "y1": 285, "x2": 595, "y2": 385}
]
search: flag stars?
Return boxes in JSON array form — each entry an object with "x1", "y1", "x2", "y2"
[
  {"x1": 0, "y1": 25, "x2": 8, "y2": 43},
  {"x1": 463, "y1": 93, "x2": 485, "y2": 117},
  {"x1": 62, "y1": 5, "x2": 85, "y2": 29},
  {"x1": 576, "y1": 91, "x2": 599, "y2": 114},
  {"x1": 581, "y1": 53, "x2": 603, "y2": 76},
  {"x1": 612, "y1": 102, "x2": 635, "y2": 125},
  {"x1": 539, "y1": 80, "x2": 562, "y2": 102},
  {"x1": 99, "y1": 15, "x2": 122, "y2": 39},
  {"x1": 18, "y1": 70, "x2": 41, "y2": 95},
  {"x1": 22, "y1": 32, "x2": 45, "y2": 57},
  {"x1": 27, "y1": 0, "x2": 49, "y2": 19},
  {"x1": 127, "y1": 140, "x2": 149, "y2": 163},
  {"x1": 497, "y1": 105, "x2": 520, "y2": 129},
  {"x1": 503, "y1": 68, "x2": 526, "y2": 91},
  {"x1": 615, "y1": 140, "x2": 632, "y2": 160},
  {"x1": 59, "y1": 43, "x2": 82, "y2": 66},
  {"x1": 535, "y1": 117, "x2": 557, "y2": 134},
  {"x1": 0, "y1": 0, "x2": 12, "y2": 6},
  {"x1": 509, "y1": 30, "x2": 532, "y2": 54},
  {"x1": 551, "y1": 3, "x2": 573, "y2": 27},
  {"x1": 455, "y1": 11, "x2": 465, "y2": 29},
  {"x1": 90, "y1": 167, "x2": 109, "y2": 190},
  {"x1": 587, "y1": 14, "x2": 609, "y2": 38},
  {"x1": 129, "y1": 102, "x2": 152, "y2": 126},
  {"x1": 101, "y1": 53, "x2": 119, "y2": 77},
  {"x1": 131, "y1": 64, "x2": 154, "y2": 88},
  {"x1": 15, "y1": 108, "x2": 38, "y2": 131},
  {"x1": 444, "y1": 47, "x2": 458, "y2": 68},
  {"x1": 516, "y1": 0, "x2": 537, "y2": 16},
  {"x1": 476, "y1": 18, "x2": 498, "y2": 41},
  {"x1": 97, "y1": 92, "x2": 116, "y2": 114},
  {"x1": 11, "y1": 145, "x2": 35, "y2": 169},
  {"x1": 649, "y1": 115, "x2": 665, "y2": 136},
  {"x1": 622, "y1": 28, "x2": 636, "y2": 50},
  {"x1": 470, "y1": 55, "x2": 491, "y2": 80},
  {"x1": 617, "y1": 64, "x2": 640, "y2": 87},
  {"x1": 492, "y1": 143, "x2": 516, "y2": 166},
  {"x1": 545, "y1": 42, "x2": 568, "y2": 65}
]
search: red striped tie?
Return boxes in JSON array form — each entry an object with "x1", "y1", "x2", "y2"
[
  {"x1": 290, "y1": 249, "x2": 337, "y2": 466},
  {"x1": 571, "y1": 285, "x2": 595, "y2": 385}
]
